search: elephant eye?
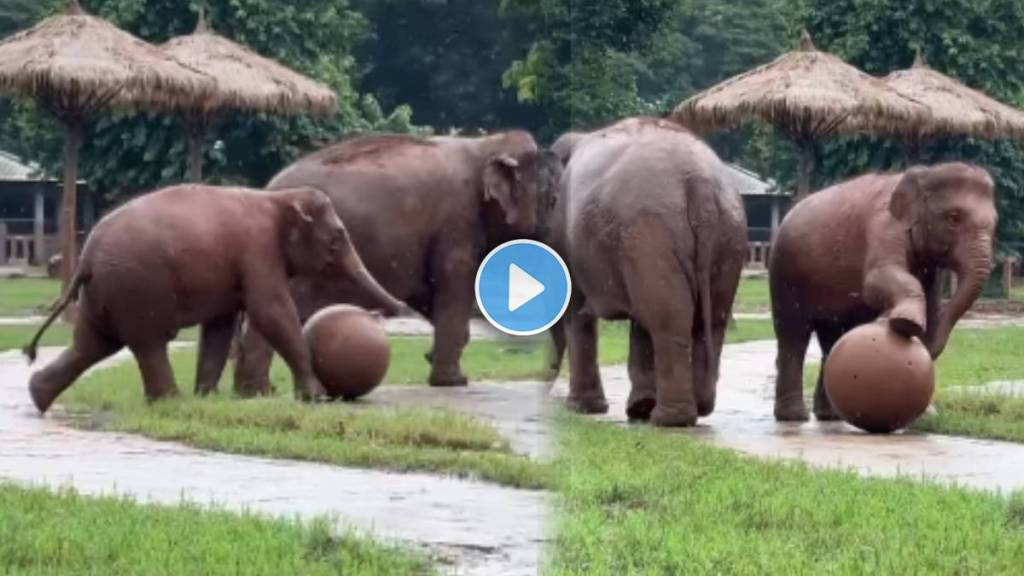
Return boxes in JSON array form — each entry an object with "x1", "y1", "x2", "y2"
[{"x1": 946, "y1": 210, "x2": 963, "y2": 225}]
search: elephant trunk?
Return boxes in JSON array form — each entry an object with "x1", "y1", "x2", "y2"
[
  {"x1": 930, "y1": 234, "x2": 992, "y2": 358},
  {"x1": 336, "y1": 238, "x2": 410, "y2": 318}
]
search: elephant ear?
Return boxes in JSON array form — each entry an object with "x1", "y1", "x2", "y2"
[
  {"x1": 890, "y1": 167, "x2": 929, "y2": 224},
  {"x1": 484, "y1": 154, "x2": 520, "y2": 225}
]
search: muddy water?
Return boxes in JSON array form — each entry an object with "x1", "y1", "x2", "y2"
[
  {"x1": 0, "y1": 348, "x2": 547, "y2": 576},
  {"x1": 552, "y1": 340, "x2": 1024, "y2": 493}
]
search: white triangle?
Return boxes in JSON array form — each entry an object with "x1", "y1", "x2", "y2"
[{"x1": 508, "y1": 263, "x2": 545, "y2": 312}]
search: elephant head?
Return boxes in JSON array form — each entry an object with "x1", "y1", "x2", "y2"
[
  {"x1": 281, "y1": 187, "x2": 409, "y2": 317},
  {"x1": 482, "y1": 132, "x2": 565, "y2": 237},
  {"x1": 890, "y1": 162, "x2": 997, "y2": 357}
]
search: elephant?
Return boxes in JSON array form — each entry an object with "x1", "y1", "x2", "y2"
[
  {"x1": 771, "y1": 162, "x2": 997, "y2": 422},
  {"x1": 232, "y1": 131, "x2": 562, "y2": 394},
  {"x1": 548, "y1": 117, "x2": 748, "y2": 427},
  {"x1": 23, "y1": 184, "x2": 408, "y2": 414}
]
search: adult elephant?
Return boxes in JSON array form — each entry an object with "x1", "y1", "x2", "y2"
[
  {"x1": 771, "y1": 163, "x2": 997, "y2": 422},
  {"x1": 549, "y1": 117, "x2": 747, "y2": 427},
  {"x1": 24, "y1": 185, "x2": 408, "y2": 413},
  {"x1": 234, "y1": 131, "x2": 561, "y2": 393}
]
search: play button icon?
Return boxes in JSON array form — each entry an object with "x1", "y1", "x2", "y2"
[{"x1": 475, "y1": 240, "x2": 571, "y2": 336}]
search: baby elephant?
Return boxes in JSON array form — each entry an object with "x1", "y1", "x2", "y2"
[
  {"x1": 24, "y1": 185, "x2": 408, "y2": 413},
  {"x1": 771, "y1": 163, "x2": 997, "y2": 422}
]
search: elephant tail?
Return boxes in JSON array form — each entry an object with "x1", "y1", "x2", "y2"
[
  {"x1": 686, "y1": 174, "x2": 719, "y2": 388},
  {"x1": 23, "y1": 269, "x2": 88, "y2": 363}
]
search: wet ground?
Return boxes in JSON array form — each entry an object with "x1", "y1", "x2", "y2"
[
  {"x1": 0, "y1": 348, "x2": 547, "y2": 576},
  {"x1": 552, "y1": 340, "x2": 1024, "y2": 493}
]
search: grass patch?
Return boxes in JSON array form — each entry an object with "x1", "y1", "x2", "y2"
[
  {"x1": 0, "y1": 483, "x2": 432, "y2": 576},
  {"x1": 803, "y1": 327, "x2": 1024, "y2": 442},
  {"x1": 0, "y1": 277, "x2": 60, "y2": 317},
  {"x1": 550, "y1": 414, "x2": 1024, "y2": 575},
  {"x1": 61, "y1": 348, "x2": 549, "y2": 489},
  {"x1": 734, "y1": 275, "x2": 770, "y2": 313}
]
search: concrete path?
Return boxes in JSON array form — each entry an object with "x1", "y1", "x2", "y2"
[
  {"x1": 552, "y1": 340, "x2": 1024, "y2": 493},
  {"x1": 0, "y1": 348, "x2": 547, "y2": 576}
]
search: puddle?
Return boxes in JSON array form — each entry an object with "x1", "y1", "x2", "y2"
[
  {"x1": 0, "y1": 348, "x2": 547, "y2": 576},
  {"x1": 552, "y1": 340, "x2": 1024, "y2": 493}
]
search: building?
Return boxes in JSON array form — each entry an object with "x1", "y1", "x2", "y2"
[
  {"x1": 724, "y1": 163, "x2": 790, "y2": 268},
  {"x1": 0, "y1": 151, "x2": 92, "y2": 267}
]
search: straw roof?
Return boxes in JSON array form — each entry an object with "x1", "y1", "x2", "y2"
[
  {"x1": 0, "y1": 0, "x2": 213, "y2": 117},
  {"x1": 671, "y1": 30, "x2": 929, "y2": 140},
  {"x1": 875, "y1": 49, "x2": 1024, "y2": 139},
  {"x1": 162, "y1": 12, "x2": 337, "y2": 117}
]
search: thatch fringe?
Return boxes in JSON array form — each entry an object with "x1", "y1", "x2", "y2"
[{"x1": 162, "y1": 25, "x2": 337, "y2": 117}]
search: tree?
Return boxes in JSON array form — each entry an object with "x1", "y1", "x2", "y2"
[
  {"x1": 354, "y1": 0, "x2": 540, "y2": 134},
  {"x1": 804, "y1": 0, "x2": 1024, "y2": 244}
]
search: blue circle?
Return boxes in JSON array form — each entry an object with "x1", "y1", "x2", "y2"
[{"x1": 475, "y1": 240, "x2": 571, "y2": 336}]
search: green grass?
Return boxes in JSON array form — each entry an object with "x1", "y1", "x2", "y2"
[
  {"x1": 0, "y1": 323, "x2": 72, "y2": 353},
  {"x1": 0, "y1": 277, "x2": 60, "y2": 316},
  {"x1": 61, "y1": 348, "x2": 550, "y2": 489},
  {"x1": 550, "y1": 414, "x2": 1024, "y2": 575},
  {"x1": 0, "y1": 484, "x2": 432, "y2": 576},
  {"x1": 803, "y1": 326, "x2": 1024, "y2": 443},
  {"x1": 734, "y1": 275, "x2": 771, "y2": 313}
]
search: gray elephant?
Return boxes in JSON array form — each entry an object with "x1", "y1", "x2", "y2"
[
  {"x1": 233, "y1": 131, "x2": 562, "y2": 394},
  {"x1": 24, "y1": 185, "x2": 407, "y2": 413},
  {"x1": 771, "y1": 163, "x2": 997, "y2": 422},
  {"x1": 549, "y1": 117, "x2": 748, "y2": 427}
]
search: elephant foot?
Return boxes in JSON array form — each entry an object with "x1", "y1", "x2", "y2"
[
  {"x1": 696, "y1": 394, "x2": 716, "y2": 417},
  {"x1": 650, "y1": 404, "x2": 697, "y2": 428},
  {"x1": 774, "y1": 401, "x2": 810, "y2": 422},
  {"x1": 625, "y1": 397, "x2": 655, "y2": 421},
  {"x1": 429, "y1": 371, "x2": 468, "y2": 388},
  {"x1": 566, "y1": 393, "x2": 609, "y2": 415},
  {"x1": 234, "y1": 376, "x2": 274, "y2": 398},
  {"x1": 813, "y1": 397, "x2": 841, "y2": 421},
  {"x1": 28, "y1": 376, "x2": 57, "y2": 414},
  {"x1": 295, "y1": 377, "x2": 327, "y2": 402},
  {"x1": 888, "y1": 302, "x2": 925, "y2": 339},
  {"x1": 145, "y1": 386, "x2": 179, "y2": 404}
]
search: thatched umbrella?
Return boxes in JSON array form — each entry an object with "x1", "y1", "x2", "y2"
[
  {"x1": 163, "y1": 8, "x2": 337, "y2": 181},
  {"x1": 0, "y1": 0, "x2": 213, "y2": 291},
  {"x1": 671, "y1": 30, "x2": 930, "y2": 200},
  {"x1": 876, "y1": 48, "x2": 1024, "y2": 159}
]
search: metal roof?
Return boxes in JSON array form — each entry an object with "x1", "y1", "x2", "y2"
[
  {"x1": 0, "y1": 151, "x2": 44, "y2": 182},
  {"x1": 725, "y1": 163, "x2": 777, "y2": 196}
]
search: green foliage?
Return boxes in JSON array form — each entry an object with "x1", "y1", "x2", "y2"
[
  {"x1": 501, "y1": 0, "x2": 789, "y2": 138},
  {"x1": 802, "y1": 0, "x2": 1024, "y2": 244}
]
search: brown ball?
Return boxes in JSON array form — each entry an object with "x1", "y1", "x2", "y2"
[
  {"x1": 303, "y1": 305, "x2": 390, "y2": 401},
  {"x1": 824, "y1": 322, "x2": 935, "y2": 433}
]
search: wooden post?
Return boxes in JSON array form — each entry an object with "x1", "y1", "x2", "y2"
[
  {"x1": 0, "y1": 221, "x2": 7, "y2": 265},
  {"x1": 33, "y1": 188, "x2": 45, "y2": 266},
  {"x1": 59, "y1": 118, "x2": 82, "y2": 317},
  {"x1": 186, "y1": 115, "x2": 206, "y2": 182},
  {"x1": 795, "y1": 140, "x2": 815, "y2": 202},
  {"x1": 1003, "y1": 258, "x2": 1015, "y2": 298}
]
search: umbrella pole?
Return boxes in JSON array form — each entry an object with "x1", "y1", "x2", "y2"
[
  {"x1": 59, "y1": 119, "x2": 81, "y2": 301},
  {"x1": 796, "y1": 141, "x2": 815, "y2": 201},
  {"x1": 187, "y1": 117, "x2": 204, "y2": 182}
]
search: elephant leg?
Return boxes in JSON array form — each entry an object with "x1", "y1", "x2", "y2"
[
  {"x1": 812, "y1": 321, "x2": 846, "y2": 421},
  {"x1": 427, "y1": 248, "x2": 473, "y2": 387},
  {"x1": 131, "y1": 343, "x2": 178, "y2": 402},
  {"x1": 29, "y1": 317, "x2": 122, "y2": 413},
  {"x1": 864, "y1": 264, "x2": 927, "y2": 338},
  {"x1": 233, "y1": 322, "x2": 276, "y2": 397},
  {"x1": 565, "y1": 302, "x2": 608, "y2": 414},
  {"x1": 244, "y1": 287, "x2": 323, "y2": 401},
  {"x1": 693, "y1": 315, "x2": 728, "y2": 418},
  {"x1": 773, "y1": 314, "x2": 812, "y2": 422},
  {"x1": 645, "y1": 294, "x2": 698, "y2": 428},
  {"x1": 194, "y1": 314, "x2": 237, "y2": 396},
  {"x1": 626, "y1": 320, "x2": 656, "y2": 420},
  {"x1": 546, "y1": 316, "x2": 567, "y2": 381}
]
